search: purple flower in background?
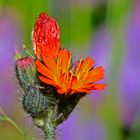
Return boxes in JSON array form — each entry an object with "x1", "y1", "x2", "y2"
[
  {"x1": 0, "y1": 11, "x2": 20, "y2": 113},
  {"x1": 89, "y1": 27, "x2": 112, "y2": 71},
  {"x1": 121, "y1": 2, "x2": 140, "y2": 128},
  {"x1": 58, "y1": 109, "x2": 107, "y2": 140},
  {"x1": 88, "y1": 27, "x2": 111, "y2": 105}
]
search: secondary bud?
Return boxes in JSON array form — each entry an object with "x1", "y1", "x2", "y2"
[
  {"x1": 15, "y1": 57, "x2": 35, "y2": 90},
  {"x1": 23, "y1": 86, "x2": 50, "y2": 117},
  {"x1": 16, "y1": 57, "x2": 34, "y2": 69}
]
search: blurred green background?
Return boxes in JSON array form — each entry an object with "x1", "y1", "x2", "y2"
[{"x1": 0, "y1": 0, "x2": 140, "y2": 140}]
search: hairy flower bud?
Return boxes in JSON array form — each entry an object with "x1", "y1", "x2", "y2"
[
  {"x1": 15, "y1": 57, "x2": 35, "y2": 90},
  {"x1": 23, "y1": 86, "x2": 50, "y2": 117},
  {"x1": 15, "y1": 56, "x2": 56, "y2": 118}
]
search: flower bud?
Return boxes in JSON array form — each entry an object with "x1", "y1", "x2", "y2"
[
  {"x1": 23, "y1": 85, "x2": 50, "y2": 117},
  {"x1": 15, "y1": 57, "x2": 35, "y2": 90}
]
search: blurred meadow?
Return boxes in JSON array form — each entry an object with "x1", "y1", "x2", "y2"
[{"x1": 0, "y1": 0, "x2": 140, "y2": 140}]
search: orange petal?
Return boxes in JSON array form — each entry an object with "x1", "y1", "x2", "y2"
[
  {"x1": 73, "y1": 88, "x2": 89, "y2": 93},
  {"x1": 42, "y1": 54, "x2": 58, "y2": 76},
  {"x1": 39, "y1": 76, "x2": 57, "y2": 86},
  {"x1": 76, "y1": 57, "x2": 94, "y2": 80},
  {"x1": 94, "y1": 84, "x2": 106, "y2": 90},
  {"x1": 57, "y1": 88, "x2": 65, "y2": 94},
  {"x1": 80, "y1": 57, "x2": 94, "y2": 72},
  {"x1": 57, "y1": 49, "x2": 71, "y2": 73},
  {"x1": 35, "y1": 60, "x2": 54, "y2": 80},
  {"x1": 85, "y1": 66, "x2": 105, "y2": 83}
]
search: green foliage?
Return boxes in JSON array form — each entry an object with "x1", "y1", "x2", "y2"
[
  {"x1": 70, "y1": 6, "x2": 92, "y2": 47},
  {"x1": 0, "y1": 0, "x2": 52, "y2": 44},
  {"x1": 0, "y1": 115, "x2": 7, "y2": 121}
]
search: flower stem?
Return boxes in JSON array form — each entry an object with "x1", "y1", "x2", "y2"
[
  {"x1": 43, "y1": 122, "x2": 56, "y2": 140},
  {"x1": 33, "y1": 109, "x2": 57, "y2": 140}
]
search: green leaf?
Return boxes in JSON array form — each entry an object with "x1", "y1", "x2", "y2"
[{"x1": 0, "y1": 115, "x2": 7, "y2": 121}]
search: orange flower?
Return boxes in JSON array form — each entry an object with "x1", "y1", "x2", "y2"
[{"x1": 34, "y1": 12, "x2": 106, "y2": 94}]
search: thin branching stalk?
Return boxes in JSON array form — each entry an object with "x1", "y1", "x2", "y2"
[{"x1": 0, "y1": 107, "x2": 23, "y2": 134}]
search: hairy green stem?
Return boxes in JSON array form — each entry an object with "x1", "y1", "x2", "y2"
[
  {"x1": 43, "y1": 122, "x2": 56, "y2": 140},
  {"x1": 33, "y1": 109, "x2": 57, "y2": 140}
]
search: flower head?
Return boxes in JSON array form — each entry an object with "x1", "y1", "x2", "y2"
[
  {"x1": 33, "y1": 12, "x2": 106, "y2": 94},
  {"x1": 15, "y1": 12, "x2": 106, "y2": 138}
]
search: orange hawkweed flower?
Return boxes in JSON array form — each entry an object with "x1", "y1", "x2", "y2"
[{"x1": 33, "y1": 12, "x2": 106, "y2": 94}]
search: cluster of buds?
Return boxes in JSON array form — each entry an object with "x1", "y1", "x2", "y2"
[{"x1": 15, "y1": 12, "x2": 106, "y2": 140}]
